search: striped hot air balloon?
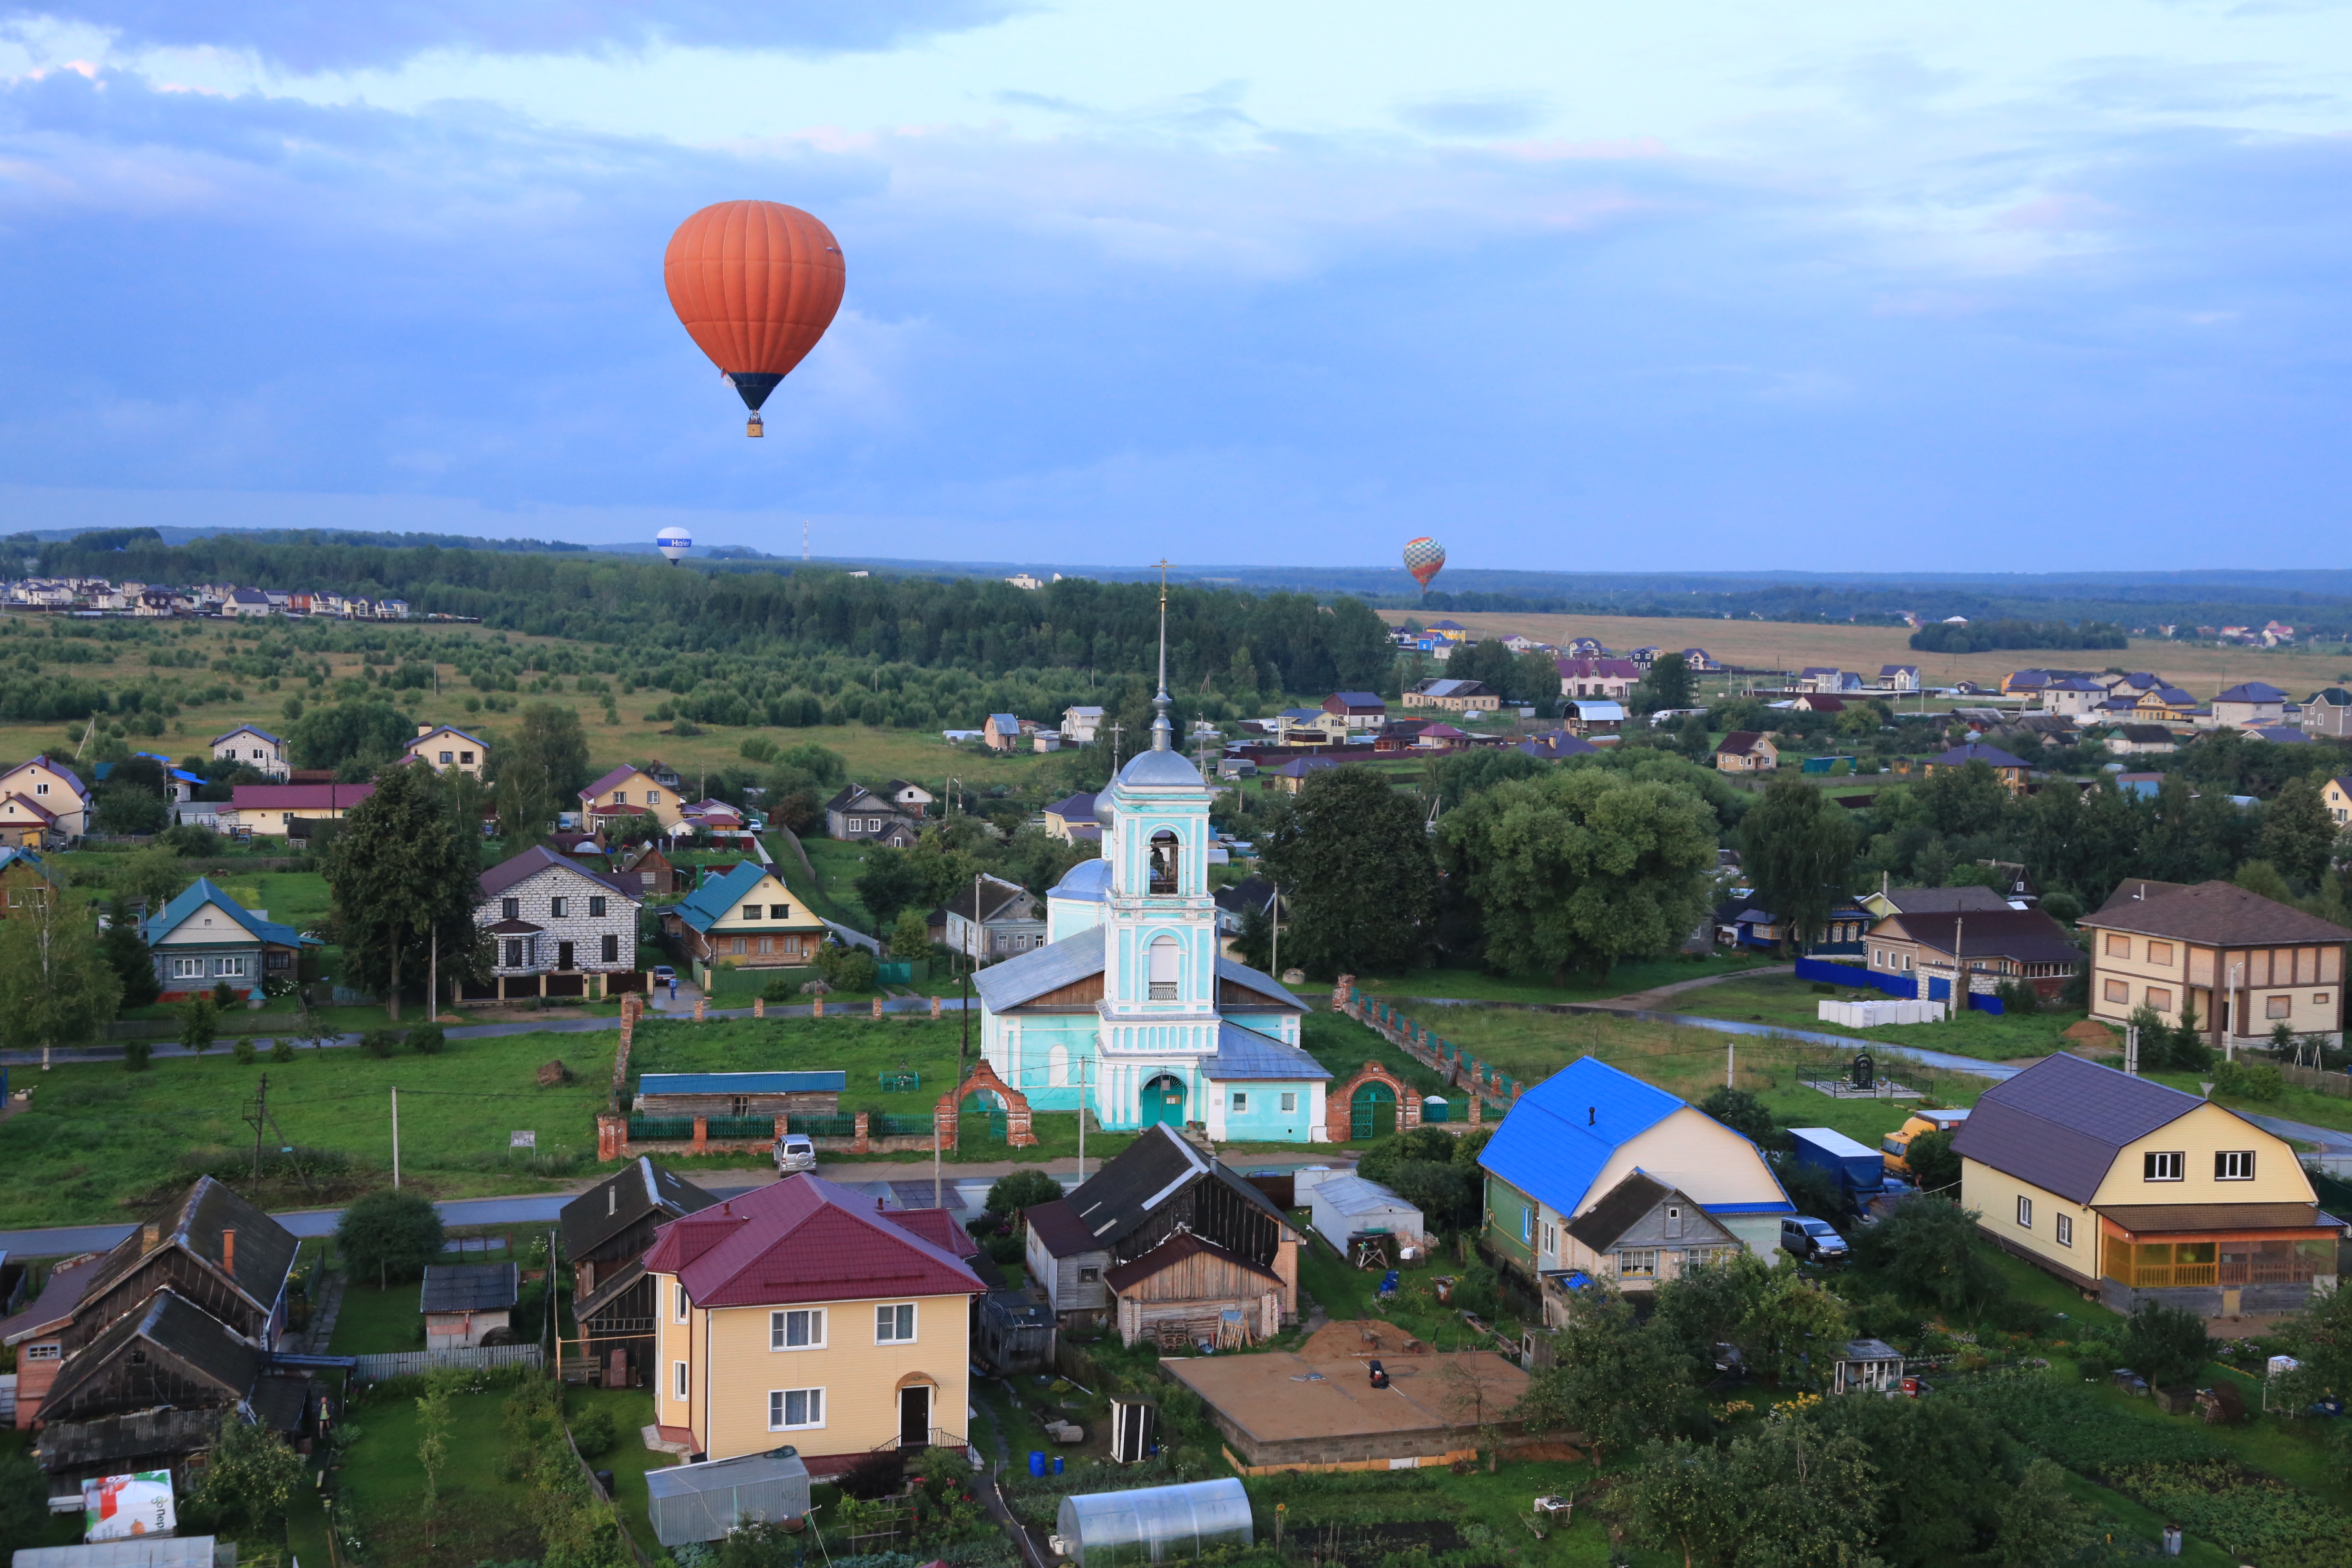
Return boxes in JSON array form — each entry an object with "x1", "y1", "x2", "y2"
[{"x1": 1403, "y1": 536, "x2": 1447, "y2": 593}]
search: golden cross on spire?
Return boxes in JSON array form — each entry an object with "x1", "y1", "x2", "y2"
[{"x1": 1153, "y1": 558, "x2": 1173, "y2": 605}]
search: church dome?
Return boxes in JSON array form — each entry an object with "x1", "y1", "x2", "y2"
[
  {"x1": 1049, "y1": 858, "x2": 1112, "y2": 903},
  {"x1": 1117, "y1": 748, "x2": 1204, "y2": 787}
]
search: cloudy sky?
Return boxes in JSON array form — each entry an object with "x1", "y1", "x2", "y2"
[{"x1": 3, "y1": 2, "x2": 2349, "y2": 572}]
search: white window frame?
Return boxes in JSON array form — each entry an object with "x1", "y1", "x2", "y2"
[
  {"x1": 1540, "y1": 1222, "x2": 1557, "y2": 1260},
  {"x1": 213, "y1": 956, "x2": 248, "y2": 977},
  {"x1": 770, "y1": 1308, "x2": 826, "y2": 1350},
  {"x1": 1231, "y1": 1092, "x2": 1248, "y2": 1113},
  {"x1": 22, "y1": 1342, "x2": 61, "y2": 1362},
  {"x1": 769, "y1": 1387, "x2": 825, "y2": 1431},
  {"x1": 1280, "y1": 1092, "x2": 1297, "y2": 1113},
  {"x1": 1616, "y1": 1248, "x2": 1659, "y2": 1279},
  {"x1": 672, "y1": 1361, "x2": 689, "y2": 1401},
  {"x1": 672, "y1": 1282, "x2": 689, "y2": 1323},
  {"x1": 171, "y1": 956, "x2": 204, "y2": 979},
  {"x1": 2144, "y1": 1151, "x2": 2184, "y2": 1182},
  {"x1": 2055, "y1": 1214, "x2": 2073, "y2": 1248},
  {"x1": 2015, "y1": 1195, "x2": 2033, "y2": 1230},
  {"x1": 2217, "y1": 1150, "x2": 2256, "y2": 1181},
  {"x1": 876, "y1": 1302, "x2": 917, "y2": 1344}
]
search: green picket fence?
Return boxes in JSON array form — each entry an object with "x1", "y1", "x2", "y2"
[{"x1": 629, "y1": 1117, "x2": 696, "y2": 1142}]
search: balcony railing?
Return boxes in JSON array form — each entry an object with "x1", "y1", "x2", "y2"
[
  {"x1": 2113, "y1": 1259, "x2": 2323, "y2": 1289},
  {"x1": 874, "y1": 1427, "x2": 967, "y2": 1453}
]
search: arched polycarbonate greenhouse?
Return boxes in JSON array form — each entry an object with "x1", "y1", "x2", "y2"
[{"x1": 1055, "y1": 1478, "x2": 1253, "y2": 1567}]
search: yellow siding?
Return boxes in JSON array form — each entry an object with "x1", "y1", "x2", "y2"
[
  {"x1": 652, "y1": 1272, "x2": 972, "y2": 1461},
  {"x1": 1959, "y1": 1158, "x2": 2095, "y2": 1280},
  {"x1": 0, "y1": 762, "x2": 86, "y2": 834},
  {"x1": 592, "y1": 770, "x2": 683, "y2": 827},
  {"x1": 2089, "y1": 1102, "x2": 2315, "y2": 1208}
]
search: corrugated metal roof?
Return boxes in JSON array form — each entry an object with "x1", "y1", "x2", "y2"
[
  {"x1": 1949, "y1": 1054, "x2": 2201, "y2": 1204},
  {"x1": 1311, "y1": 1175, "x2": 1418, "y2": 1219},
  {"x1": 420, "y1": 1262, "x2": 520, "y2": 1313},
  {"x1": 972, "y1": 924, "x2": 1105, "y2": 1011},
  {"x1": 645, "y1": 1173, "x2": 984, "y2": 1308},
  {"x1": 640, "y1": 1072, "x2": 847, "y2": 1097},
  {"x1": 1024, "y1": 1197, "x2": 1106, "y2": 1259},
  {"x1": 1214, "y1": 956, "x2": 1307, "y2": 1011},
  {"x1": 1477, "y1": 1057, "x2": 1683, "y2": 1218},
  {"x1": 1206, "y1": 1021, "x2": 1329, "y2": 1081}
]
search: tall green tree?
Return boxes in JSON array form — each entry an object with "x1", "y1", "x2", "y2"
[
  {"x1": 1916, "y1": 758, "x2": 2014, "y2": 838},
  {"x1": 1636, "y1": 651, "x2": 1694, "y2": 714},
  {"x1": 323, "y1": 762, "x2": 482, "y2": 1020},
  {"x1": 1850, "y1": 1198, "x2": 2006, "y2": 1315},
  {"x1": 1515, "y1": 1289, "x2": 1696, "y2": 1469},
  {"x1": 1324, "y1": 596, "x2": 1396, "y2": 691},
  {"x1": 337, "y1": 1188, "x2": 447, "y2": 1287},
  {"x1": 2260, "y1": 774, "x2": 2337, "y2": 888},
  {"x1": 191, "y1": 1416, "x2": 306, "y2": 1535},
  {"x1": 0, "y1": 896, "x2": 124, "y2": 1063},
  {"x1": 100, "y1": 896, "x2": 160, "y2": 1009},
  {"x1": 1440, "y1": 765, "x2": 1718, "y2": 983},
  {"x1": 287, "y1": 700, "x2": 415, "y2": 774},
  {"x1": 1260, "y1": 766, "x2": 1438, "y2": 977},
  {"x1": 491, "y1": 702, "x2": 592, "y2": 843},
  {"x1": 1738, "y1": 777, "x2": 1860, "y2": 954}
]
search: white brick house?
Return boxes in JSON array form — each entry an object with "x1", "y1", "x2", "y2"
[
  {"x1": 211, "y1": 725, "x2": 288, "y2": 780},
  {"x1": 471, "y1": 845, "x2": 642, "y2": 1002}
]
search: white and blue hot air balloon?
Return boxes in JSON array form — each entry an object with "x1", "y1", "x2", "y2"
[{"x1": 656, "y1": 526, "x2": 693, "y2": 565}]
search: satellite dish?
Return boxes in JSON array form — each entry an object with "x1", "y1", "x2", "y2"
[{"x1": 656, "y1": 527, "x2": 693, "y2": 565}]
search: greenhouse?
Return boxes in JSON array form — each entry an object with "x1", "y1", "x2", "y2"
[
  {"x1": 645, "y1": 1446, "x2": 811, "y2": 1547},
  {"x1": 1055, "y1": 1477, "x2": 1253, "y2": 1568}
]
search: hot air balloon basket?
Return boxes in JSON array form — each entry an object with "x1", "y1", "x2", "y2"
[{"x1": 747, "y1": 413, "x2": 765, "y2": 438}]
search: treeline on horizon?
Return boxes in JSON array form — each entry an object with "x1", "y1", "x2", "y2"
[{"x1": 1906, "y1": 618, "x2": 2130, "y2": 654}]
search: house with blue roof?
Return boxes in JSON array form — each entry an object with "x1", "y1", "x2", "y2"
[
  {"x1": 142, "y1": 877, "x2": 320, "y2": 1001},
  {"x1": 658, "y1": 860, "x2": 828, "y2": 970},
  {"x1": 1480, "y1": 1057, "x2": 1792, "y2": 1312}
]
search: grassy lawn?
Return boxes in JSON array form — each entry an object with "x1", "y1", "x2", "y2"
[
  {"x1": 569, "y1": 1383, "x2": 668, "y2": 1557},
  {"x1": 0, "y1": 1026, "x2": 616, "y2": 1228},
  {"x1": 327, "y1": 1282, "x2": 427, "y2": 1353},
  {"x1": 794, "y1": 834, "x2": 880, "y2": 928},
  {"x1": 333, "y1": 1381, "x2": 547, "y2": 1566},
  {"x1": 1665, "y1": 973, "x2": 2089, "y2": 1062},
  {"x1": 1349, "y1": 951, "x2": 1778, "y2": 1006},
  {"x1": 2141, "y1": 1067, "x2": 2352, "y2": 1139}
]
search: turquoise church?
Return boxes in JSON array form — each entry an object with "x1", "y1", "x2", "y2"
[{"x1": 971, "y1": 681, "x2": 1324, "y2": 1142}]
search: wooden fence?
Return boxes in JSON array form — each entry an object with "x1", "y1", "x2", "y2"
[
  {"x1": 2278, "y1": 1064, "x2": 2352, "y2": 1099},
  {"x1": 350, "y1": 1344, "x2": 544, "y2": 1380}
]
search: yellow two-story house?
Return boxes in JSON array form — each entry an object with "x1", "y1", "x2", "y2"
[
  {"x1": 2323, "y1": 774, "x2": 2352, "y2": 827},
  {"x1": 643, "y1": 1173, "x2": 985, "y2": 1467},
  {"x1": 0, "y1": 756, "x2": 91, "y2": 842},
  {"x1": 2080, "y1": 879, "x2": 2349, "y2": 1050},
  {"x1": 580, "y1": 764, "x2": 683, "y2": 828},
  {"x1": 406, "y1": 724, "x2": 490, "y2": 779},
  {"x1": 1954, "y1": 1052, "x2": 2343, "y2": 1315}
]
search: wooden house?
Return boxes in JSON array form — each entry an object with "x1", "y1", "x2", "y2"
[
  {"x1": 561, "y1": 1159, "x2": 718, "y2": 1381},
  {"x1": 0, "y1": 847, "x2": 61, "y2": 917},
  {"x1": 422, "y1": 1263, "x2": 519, "y2": 1349},
  {"x1": 1023, "y1": 1197, "x2": 1113, "y2": 1324},
  {"x1": 622, "y1": 843, "x2": 684, "y2": 896},
  {"x1": 633, "y1": 1071, "x2": 845, "y2": 1120},
  {"x1": 1106, "y1": 1233, "x2": 1285, "y2": 1349}
]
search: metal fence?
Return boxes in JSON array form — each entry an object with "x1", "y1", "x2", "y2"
[
  {"x1": 705, "y1": 1116, "x2": 776, "y2": 1141},
  {"x1": 351, "y1": 1344, "x2": 545, "y2": 1381},
  {"x1": 793, "y1": 1115, "x2": 857, "y2": 1138},
  {"x1": 874, "y1": 1114, "x2": 935, "y2": 1138},
  {"x1": 629, "y1": 1116, "x2": 696, "y2": 1142}
]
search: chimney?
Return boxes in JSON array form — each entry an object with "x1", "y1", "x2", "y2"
[
  {"x1": 1587, "y1": 1106, "x2": 1596, "y2": 1126},
  {"x1": 139, "y1": 1221, "x2": 161, "y2": 1252},
  {"x1": 221, "y1": 1228, "x2": 236, "y2": 1275},
  {"x1": 417, "y1": 725, "x2": 433, "y2": 738}
]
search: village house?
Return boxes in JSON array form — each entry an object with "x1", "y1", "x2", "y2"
[
  {"x1": 1923, "y1": 741, "x2": 2031, "y2": 794},
  {"x1": 2134, "y1": 687, "x2": 2202, "y2": 725},
  {"x1": 2323, "y1": 776, "x2": 2352, "y2": 827},
  {"x1": 1271, "y1": 754, "x2": 1342, "y2": 792},
  {"x1": 142, "y1": 878, "x2": 319, "y2": 1001},
  {"x1": 1879, "y1": 665, "x2": 1920, "y2": 692},
  {"x1": 210, "y1": 725, "x2": 288, "y2": 780},
  {"x1": 1562, "y1": 700, "x2": 1627, "y2": 736},
  {"x1": 1679, "y1": 648, "x2": 1720, "y2": 672},
  {"x1": 405, "y1": 724, "x2": 490, "y2": 778},
  {"x1": 0, "y1": 756, "x2": 91, "y2": 840},
  {"x1": 1954, "y1": 1053, "x2": 2345, "y2": 1316},
  {"x1": 0, "y1": 845, "x2": 61, "y2": 916},
  {"x1": 1712, "y1": 731, "x2": 1778, "y2": 772},
  {"x1": 2040, "y1": 678, "x2": 2108, "y2": 718},
  {"x1": 2213, "y1": 681, "x2": 2289, "y2": 730},
  {"x1": 1554, "y1": 658, "x2": 1640, "y2": 700},
  {"x1": 1321, "y1": 691, "x2": 1387, "y2": 730},
  {"x1": 471, "y1": 845, "x2": 642, "y2": 1002},
  {"x1": 645, "y1": 1173, "x2": 986, "y2": 1469},
  {"x1": 1042, "y1": 792, "x2": 1100, "y2": 843},
  {"x1": 945, "y1": 872, "x2": 1046, "y2": 959},
  {"x1": 983, "y1": 714, "x2": 1026, "y2": 751},
  {"x1": 1061, "y1": 705, "x2": 1105, "y2": 745},
  {"x1": 580, "y1": 764, "x2": 683, "y2": 828},
  {"x1": 663, "y1": 861, "x2": 828, "y2": 968},
  {"x1": 2079, "y1": 879, "x2": 2351, "y2": 1051},
  {"x1": 622, "y1": 842, "x2": 684, "y2": 896},
  {"x1": 562, "y1": 1159, "x2": 720, "y2": 1382},
  {"x1": 1516, "y1": 729, "x2": 1601, "y2": 761},
  {"x1": 1857, "y1": 881, "x2": 2015, "y2": 922},
  {"x1": 2299, "y1": 688, "x2": 2352, "y2": 738},
  {"x1": 1792, "y1": 693, "x2": 1847, "y2": 714},
  {"x1": 221, "y1": 780, "x2": 375, "y2": 838},
  {"x1": 2108, "y1": 723, "x2": 2180, "y2": 756},
  {"x1": 1481, "y1": 1058, "x2": 1792, "y2": 1318},
  {"x1": 1862, "y1": 905, "x2": 2082, "y2": 1000},
  {"x1": 1275, "y1": 707, "x2": 1347, "y2": 745},
  {"x1": 823, "y1": 782, "x2": 921, "y2": 846},
  {"x1": 1401, "y1": 678, "x2": 1500, "y2": 714},
  {"x1": 1797, "y1": 667, "x2": 1860, "y2": 693},
  {"x1": 422, "y1": 1264, "x2": 519, "y2": 1349}
]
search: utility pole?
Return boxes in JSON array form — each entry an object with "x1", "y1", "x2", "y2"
[
  {"x1": 1269, "y1": 879, "x2": 1280, "y2": 979},
  {"x1": 391, "y1": 1086, "x2": 401, "y2": 1190},
  {"x1": 1077, "y1": 1054, "x2": 1088, "y2": 1184},
  {"x1": 1950, "y1": 912, "x2": 1964, "y2": 1021},
  {"x1": 1727, "y1": 1041, "x2": 1735, "y2": 1089},
  {"x1": 427, "y1": 924, "x2": 437, "y2": 1023},
  {"x1": 244, "y1": 1073, "x2": 270, "y2": 1180}
]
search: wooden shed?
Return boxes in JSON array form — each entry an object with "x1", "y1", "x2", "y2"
[
  {"x1": 1105, "y1": 1234, "x2": 1284, "y2": 1350},
  {"x1": 634, "y1": 1071, "x2": 844, "y2": 1120},
  {"x1": 1024, "y1": 1197, "x2": 1112, "y2": 1324}
]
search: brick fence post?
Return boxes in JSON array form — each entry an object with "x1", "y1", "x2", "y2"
[
  {"x1": 813, "y1": 994, "x2": 824, "y2": 1019},
  {"x1": 694, "y1": 994, "x2": 705, "y2": 1023},
  {"x1": 774, "y1": 1113, "x2": 789, "y2": 1142},
  {"x1": 596, "y1": 1113, "x2": 628, "y2": 1161},
  {"x1": 853, "y1": 1111, "x2": 870, "y2": 1155},
  {"x1": 1467, "y1": 1095, "x2": 1482, "y2": 1127},
  {"x1": 930, "y1": 995, "x2": 942, "y2": 1020},
  {"x1": 691, "y1": 1115, "x2": 709, "y2": 1154},
  {"x1": 754, "y1": 997, "x2": 765, "y2": 1019},
  {"x1": 872, "y1": 995, "x2": 883, "y2": 1019},
  {"x1": 1331, "y1": 974, "x2": 1354, "y2": 1013}
]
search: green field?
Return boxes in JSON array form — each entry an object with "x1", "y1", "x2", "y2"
[
  {"x1": 1349, "y1": 951, "x2": 1778, "y2": 1007},
  {"x1": 1665, "y1": 972, "x2": 2090, "y2": 1062}
]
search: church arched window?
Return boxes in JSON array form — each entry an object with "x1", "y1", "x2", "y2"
[
  {"x1": 1148, "y1": 935, "x2": 1179, "y2": 1001},
  {"x1": 1149, "y1": 829, "x2": 1179, "y2": 894},
  {"x1": 1048, "y1": 1042, "x2": 1070, "y2": 1087}
]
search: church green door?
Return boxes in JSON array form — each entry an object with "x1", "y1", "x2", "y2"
[
  {"x1": 1350, "y1": 1080, "x2": 1397, "y2": 1141},
  {"x1": 1142, "y1": 1075, "x2": 1187, "y2": 1129}
]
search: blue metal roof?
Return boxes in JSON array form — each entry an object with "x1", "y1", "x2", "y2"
[
  {"x1": 671, "y1": 860, "x2": 774, "y2": 934},
  {"x1": 1205, "y1": 1021, "x2": 1331, "y2": 1081},
  {"x1": 1049, "y1": 858, "x2": 1112, "y2": 903},
  {"x1": 1700, "y1": 1200, "x2": 1797, "y2": 1215},
  {"x1": 1477, "y1": 1057, "x2": 1684, "y2": 1219},
  {"x1": 142, "y1": 876, "x2": 317, "y2": 950},
  {"x1": 640, "y1": 1072, "x2": 847, "y2": 1097}
]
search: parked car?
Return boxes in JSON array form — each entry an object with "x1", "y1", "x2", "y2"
[
  {"x1": 774, "y1": 1133, "x2": 817, "y2": 1175},
  {"x1": 1781, "y1": 1216, "x2": 1849, "y2": 1262}
]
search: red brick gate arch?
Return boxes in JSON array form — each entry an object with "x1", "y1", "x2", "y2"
[
  {"x1": 1325, "y1": 1061, "x2": 1420, "y2": 1144},
  {"x1": 935, "y1": 1059, "x2": 1036, "y2": 1150}
]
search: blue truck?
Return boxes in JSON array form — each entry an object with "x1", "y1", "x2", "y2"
[{"x1": 1788, "y1": 1127, "x2": 1905, "y2": 1210}]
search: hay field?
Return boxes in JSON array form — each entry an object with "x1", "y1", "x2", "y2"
[{"x1": 1425, "y1": 610, "x2": 2351, "y2": 699}]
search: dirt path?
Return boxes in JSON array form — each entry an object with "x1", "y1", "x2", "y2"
[{"x1": 1584, "y1": 963, "x2": 1792, "y2": 1012}]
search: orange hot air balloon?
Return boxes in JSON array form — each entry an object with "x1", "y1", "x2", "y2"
[
  {"x1": 1403, "y1": 536, "x2": 1446, "y2": 593},
  {"x1": 665, "y1": 200, "x2": 846, "y2": 436}
]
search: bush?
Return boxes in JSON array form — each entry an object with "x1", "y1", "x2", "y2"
[
  {"x1": 816, "y1": 942, "x2": 879, "y2": 994},
  {"x1": 1850, "y1": 1197, "x2": 2006, "y2": 1314},
  {"x1": 336, "y1": 1188, "x2": 446, "y2": 1285},
  {"x1": 570, "y1": 1406, "x2": 618, "y2": 1458},
  {"x1": 211, "y1": 979, "x2": 237, "y2": 1010},
  {"x1": 407, "y1": 1023, "x2": 446, "y2": 1056},
  {"x1": 270, "y1": 1036, "x2": 295, "y2": 1063},
  {"x1": 836, "y1": 1451, "x2": 904, "y2": 1500},
  {"x1": 985, "y1": 1168, "x2": 1063, "y2": 1222},
  {"x1": 2212, "y1": 1059, "x2": 2282, "y2": 1101},
  {"x1": 761, "y1": 974, "x2": 797, "y2": 1003},
  {"x1": 2073, "y1": 1339, "x2": 2117, "y2": 1381},
  {"x1": 1697, "y1": 1086, "x2": 1779, "y2": 1150},
  {"x1": 2119, "y1": 1298, "x2": 2213, "y2": 1391},
  {"x1": 122, "y1": 1039, "x2": 151, "y2": 1072},
  {"x1": 360, "y1": 1028, "x2": 398, "y2": 1059},
  {"x1": 232, "y1": 1037, "x2": 257, "y2": 1066},
  {"x1": 179, "y1": 995, "x2": 217, "y2": 1055}
]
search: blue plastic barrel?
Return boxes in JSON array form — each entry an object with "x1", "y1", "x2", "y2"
[
  {"x1": 1052, "y1": 1455, "x2": 1064, "y2": 1475},
  {"x1": 1029, "y1": 1451, "x2": 1046, "y2": 1477}
]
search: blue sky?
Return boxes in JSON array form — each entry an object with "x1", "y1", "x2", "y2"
[{"x1": 2, "y1": 2, "x2": 2350, "y2": 571}]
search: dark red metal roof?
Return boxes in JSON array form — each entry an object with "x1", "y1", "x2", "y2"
[{"x1": 643, "y1": 1173, "x2": 985, "y2": 1308}]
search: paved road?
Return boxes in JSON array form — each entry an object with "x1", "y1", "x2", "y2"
[
  {"x1": 0, "y1": 1151, "x2": 1356, "y2": 1260},
  {"x1": 0, "y1": 994, "x2": 980, "y2": 1067},
  {"x1": 1569, "y1": 1005, "x2": 2026, "y2": 1081}
]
